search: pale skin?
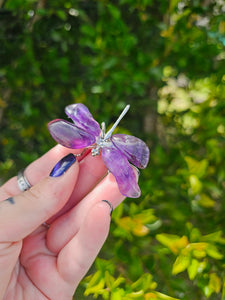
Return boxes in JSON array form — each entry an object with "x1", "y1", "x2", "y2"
[{"x1": 0, "y1": 145, "x2": 138, "y2": 300}]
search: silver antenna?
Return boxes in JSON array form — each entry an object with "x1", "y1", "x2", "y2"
[
  {"x1": 101, "y1": 122, "x2": 106, "y2": 139},
  {"x1": 104, "y1": 104, "x2": 130, "y2": 140}
]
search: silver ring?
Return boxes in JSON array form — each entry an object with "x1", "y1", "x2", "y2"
[
  {"x1": 17, "y1": 169, "x2": 32, "y2": 192},
  {"x1": 42, "y1": 222, "x2": 50, "y2": 228}
]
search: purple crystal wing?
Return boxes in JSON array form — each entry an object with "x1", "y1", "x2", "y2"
[
  {"x1": 102, "y1": 145, "x2": 141, "y2": 198},
  {"x1": 48, "y1": 119, "x2": 96, "y2": 149},
  {"x1": 65, "y1": 103, "x2": 101, "y2": 137},
  {"x1": 111, "y1": 134, "x2": 149, "y2": 169}
]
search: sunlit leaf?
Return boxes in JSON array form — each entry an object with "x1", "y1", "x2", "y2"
[
  {"x1": 189, "y1": 175, "x2": 202, "y2": 195},
  {"x1": 221, "y1": 277, "x2": 225, "y2": 300},
  {"x1": 187, "y1": 258, "x2": 199, "y2": 280},
  {"x1": 205, "y1": 244, "x2": 224, "y2": 260},
  {"x1": 153, "y1": 291, "x2": 180, "y2": 300},
  {"x1": 111, "y1": 289, "x2": 124, "y2": 300},
  {"x1": 134, "y1": 209, "x2": 158, "y2": 224},
  {"x1": 84, "y1": 277, "x2": 105, "y2": 296},
  {"x1": 190, "y1": 242, "x2": 207, "y2": 259},
  {"x1": 172, "y1": 253, "x2": 191, "y2": 275},
  {"x1": 132, "y1": 222, "x2": 149, "y2": 237},
  {"x1": 189, "y1": 227, "x2": 201, "y2": 242},
  {"x1": 198, "y1": 193, "x2": 215, "y2": 208},
  {"x1": 145, "y1": 293, "x2": 157, "y2": 299},
  {"x1": 209, "y1": 273, "x2": 221, "y2": 294},
  {"x1": 131, "y1": 274, "x2": 157, "y2": 292},
  {"x1": 125, "y1": 290, "x2": 145, "y2": 298},
  {"x1": 156, "y1": 234, "x2": 189, "y2": 254},
  {"x1": 185, "y1": 156, "x2": 208, "y2": 178},
  {"x1": 202, "y1": 231, "x2": 225, "y2": 244}
]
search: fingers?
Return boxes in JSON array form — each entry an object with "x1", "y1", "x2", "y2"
[
  {"x1": 0, "y1": 145, "x2": 82, "y2": 200},
  {"x1": 0, "y1": 145, "x2": 108, "y2": 222},
  {"x1": 55, "y1": 169, "x2": 138, "y2": 288},
  {"x1": 57, "y1": 200, "x2": 112, "y2": 287},
  {"x1": 47, "y1": 153, "x2": 107, "y2": 222},
  {"x1": 47, "y1": 172, "x2": 126, "y2": 253},
  {"x1": 0, "y1": 154, "x2": 79, "y2": 242}
]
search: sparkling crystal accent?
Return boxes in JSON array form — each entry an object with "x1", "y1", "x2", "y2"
[{"x1": 48, "y1": 103, "x2": 150, "y2": 198}]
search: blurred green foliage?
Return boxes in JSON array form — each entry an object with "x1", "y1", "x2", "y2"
[{"x1": 1, "y1": 0, "x2": 225, "y2": 299}]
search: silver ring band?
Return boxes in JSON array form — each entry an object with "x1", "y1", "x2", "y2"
[
  {"x1": 42, "y1": 222, "x2": 50, "y2": 228},
  {"x1": 17, "y1": 169, "x2": 32, "y2": 192}
]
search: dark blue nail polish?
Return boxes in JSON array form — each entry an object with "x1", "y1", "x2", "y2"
[
  {"x1": 102, "y1": 200, "x2": 113, "y2": 216},
  {"x1": 50, "y1": 153, "x2": 76, "y2": 177}
]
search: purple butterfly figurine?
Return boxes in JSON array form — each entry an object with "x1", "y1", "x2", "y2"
[{"x1": 48, "y1": 103, "x2": 149, "y2": 198}]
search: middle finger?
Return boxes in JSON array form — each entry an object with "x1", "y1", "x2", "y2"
[{"x1": 47, "y1": 152, "x2": 107, "y2": 222}]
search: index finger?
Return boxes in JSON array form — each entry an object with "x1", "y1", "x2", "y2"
[
  {"x1": 0, "y1": 145, "x2": 82, "y2": 200},
  {"x1": 0, "y1": 145, "x2": 108, "y2": 215}
]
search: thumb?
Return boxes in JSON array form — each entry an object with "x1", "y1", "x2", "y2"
[{"x1": 0, "y1": 154, "x2": 78, "y2": 242}]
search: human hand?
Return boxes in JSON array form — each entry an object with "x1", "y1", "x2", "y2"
[{"x1": 0, "y1": 145, "x2": 136, "y2": 299}]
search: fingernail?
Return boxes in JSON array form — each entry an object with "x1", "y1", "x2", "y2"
[
  {"x1": 102, "y1": 200, "x2": 113, "y2": 216},
  {"x1": 50, "y1": 153, "x2": 76, "y2": 177}
]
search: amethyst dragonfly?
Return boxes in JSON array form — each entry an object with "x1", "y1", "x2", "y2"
[{"x1": 48, "y1": 103, "x2": 149, "y2": 198}]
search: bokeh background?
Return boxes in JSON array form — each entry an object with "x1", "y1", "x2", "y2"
[{"x1": 1, "y1": 0, "x2": 225, "y2": 299}]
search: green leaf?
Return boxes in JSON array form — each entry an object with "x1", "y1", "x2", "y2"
[
  {"x1": 84, "y1": 270, "x2": 102, "y2": 289},
  {"x1": 84, "y1": 276, "x2": 105, "y2": 296},
  {"x1": 124, "y1": 290, "x2": 144, "y2": 298},
  {"x1": 95, "y1": 258, "x2": 115, "y2": 274},
  {"x1": 190, "y1": 242, "x2": 207, "y2": 259},
  {"x1": 189, "y1": 175, "x2": 202, "y2": 195},
  {"x1": 221, "y1": 277, "x2": 225, "y2": 300},
  {"x1": 134, "y1": 209, "x2": 158, "y2": 224},
  {"x1": 156, "y1": 234, "x2": 189, "y2": 254},
  {"x1": 172, "y1": 253, "x2": 191, "y2": 275},
  {"x1": 131, "y1": 273, "x2": 157, "y2": 292},
  {"x1": 185, "y1": 156, "x2": 208, "y2": 178},
  {"x1": 107, "y1": 3, "x2": 121, "y2": 19},
  {"x1": 208, "y1": 273, "x2": 221, "y2": 294},
  {"x1": 202, "y1": 231, "x2": 225, "y2": 244},
  {"x1": 56, "y1": 10, "x2": 67, "y2": 20},
  {"x1": 112, "y1": 202, "x2": 124, "y2": 220},
  {"x1": 111, "y1": 289, "x2": 124, "y2": 300},
  {"x1": 153, "y1": 291, "x2": 180, "y2": 300},
  {"x1": 156, "y1": 233, "x2": 180, "y2": 247},
  {"x1": 187, "y1": 258, "x2": 199, "y2": 280},
  {"x1": 205, "y1": 244, "x2": 224, "y2": 260},
  {"x1": 198, "y1": 194, "x2": 215, "y2": 208}
]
